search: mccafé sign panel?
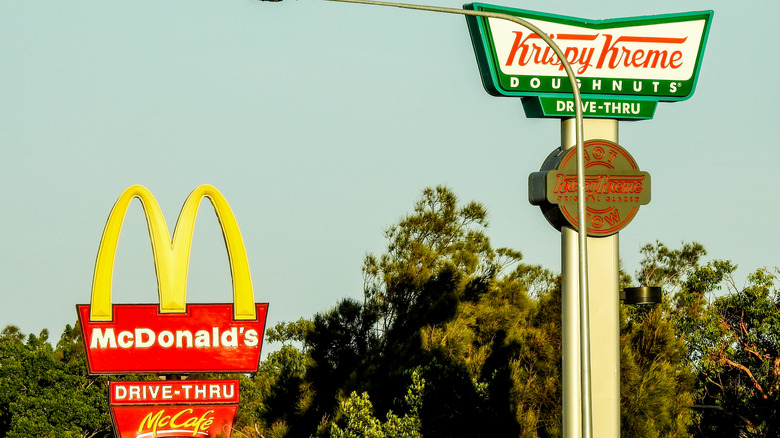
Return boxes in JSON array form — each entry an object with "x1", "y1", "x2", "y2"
[
  {"x1": 465, "y1": 3, "x2": 713, "y2": 119},
  {"x1": 78, "y1": 185, "x2": 268, "y2": 374},
  {"x1": 529, "y1": 140, "x2": 650, "y2": 237},
  {"x1": 110, "y1": 380, "x2": 239, "y2": 438}
]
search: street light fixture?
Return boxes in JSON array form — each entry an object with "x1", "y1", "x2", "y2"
[{"x1": 621, "y1": 286, "x2": 663, "y2": 305}]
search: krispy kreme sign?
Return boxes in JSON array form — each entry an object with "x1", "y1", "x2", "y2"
[
  {"x1": 77, "y1": 185, "x2": 268, "y2": 374},
  {"x1": 529, "y1": 140, "x2": 650, "y2": 236},
  {"x1": 465, "y1": 4, "x2": 713, "y2": 119}
]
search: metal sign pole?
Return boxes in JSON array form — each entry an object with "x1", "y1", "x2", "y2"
[{"x1": 561, "y1": 119, "x2": 621, "y2": 438}]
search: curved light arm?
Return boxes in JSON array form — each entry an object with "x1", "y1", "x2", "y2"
[{"x1": 285, "y1": 1, "x2": 593, "y2": 436}]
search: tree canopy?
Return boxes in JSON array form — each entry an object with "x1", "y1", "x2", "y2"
[{"x1": 1, "y1": 186, "x2": 778, "y2": 437}]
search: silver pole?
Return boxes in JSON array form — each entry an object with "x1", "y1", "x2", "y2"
[{"x1": 299, "y1": 1, "x2": 592, "y2": 435}]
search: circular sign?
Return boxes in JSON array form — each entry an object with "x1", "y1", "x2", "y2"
[{"x1": 528, "y1": 139, "x2": 650, "y2": 236}]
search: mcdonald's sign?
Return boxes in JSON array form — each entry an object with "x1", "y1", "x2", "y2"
[{"x1": 77, "y1": 185, "x2": 268, "y2": 374}]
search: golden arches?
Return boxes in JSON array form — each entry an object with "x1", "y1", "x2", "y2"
[{"x1": 90, "y1": 185, "x2": 255, "y2": 321}]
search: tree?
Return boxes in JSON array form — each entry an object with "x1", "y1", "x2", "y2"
[
  {"x1": 234, "y1": 319, "x2": 315, "y2": 438},
  {"x1": 634, "y1": 241, "x2": 780, "y2": 436},
  {"x1": 302, "y1": 186, "x2": 563, "y2": 437},
  {"x1": 264, "y1": 187, "x2": 716, "y2": 438},
  {"x1": 330, "y1": 369, "x2": 423, "y2": 438},
  {"x1": 0, "y1": 323, "x2": 112, "y2": 438},
  {"x1": 692, "y1": 268, "x2": 780, "y2": 437}
]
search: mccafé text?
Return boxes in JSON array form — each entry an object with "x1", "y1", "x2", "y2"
[{"x1": 139, "y1": 408, "x2": 214, "y2": 437}]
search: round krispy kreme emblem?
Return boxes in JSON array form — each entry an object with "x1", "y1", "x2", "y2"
[{"x1": 529, "y1": 139, "x2": 651, "y2": 237}]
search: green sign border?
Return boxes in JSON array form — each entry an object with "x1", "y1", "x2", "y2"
[{"x1": 465, "y1": 3, "x2": 714, "y2": 107}]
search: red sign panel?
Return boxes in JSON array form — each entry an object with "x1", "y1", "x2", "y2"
[
  {"x1": 110, "y1": 381, "x2": 240, "y2": 405},
  {"x1": 111, "y1": 405, "x2": 238, "y2": 438},
  {"x1": 110, "y1": 380, "x2": 239, "y2": 438},
  {"x1": 78, "y1": 303, "x2": 268, "y2": 374}
]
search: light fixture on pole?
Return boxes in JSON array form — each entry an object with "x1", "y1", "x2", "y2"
[{"x1": 621, "y1": 286, "x2": 663, "y2": 305}]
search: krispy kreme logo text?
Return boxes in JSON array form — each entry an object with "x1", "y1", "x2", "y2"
[
  {"x1": 552, "y1": 174, "x2": 645, "y2": 202},
  {"x1": 504, "y1": 32, "x2": 687, "y2": 76}
]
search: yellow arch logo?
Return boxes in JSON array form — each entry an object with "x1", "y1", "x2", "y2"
[{"x1": 90, "y1": 185, "x2": 255, "y2": 322}]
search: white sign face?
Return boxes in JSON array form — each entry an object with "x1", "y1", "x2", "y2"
[
  {"x1": 488, "y1": 17, "x2": 707, "y2": 81},
  {"x1": 466, "y1": 3, "x2": 714, "y2": 104}
]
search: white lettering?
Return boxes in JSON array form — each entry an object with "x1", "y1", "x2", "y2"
[
  {"x1": 176, "y1": 330, "x2": 193, "y2": 348},
  {"x1": 223, "y1": 384, "x2": 235, "y2": 399},
  {"x1": 135, "y1": 328, "x2": 155, "y2": 348},
  {"x1": 220, "y1": 328, "x2": 238, "y2": 348},
  {"x1": 87, "y1": 325, "x2": 259, "y2": 349},
  {"x1": 244, "y1": 329, "x2": 259, "y2": 347},
  {"x1": 117, "y1": 331, "x2": 134, "y2": 348},
  {"x1": 158, "y1": 331, "x2": 174, "y2": 348},
  {"x1": 90, "y1": 328, "x2": 117, "y2": 349},
  {"x1": 194, "y1": 330, "x2": 211, "y2": 348}
]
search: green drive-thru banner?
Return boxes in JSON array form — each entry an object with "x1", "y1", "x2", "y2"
[{"x1": 465, "y1": 3, "x2": 713, "y2": 120}]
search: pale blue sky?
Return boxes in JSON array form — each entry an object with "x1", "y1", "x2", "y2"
[{"x1": 1, "y1": 0, "x2": 777, "y2": 347}]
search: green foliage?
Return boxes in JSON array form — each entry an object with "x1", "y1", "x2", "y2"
[
  {"x1": 305, "y1": 186, "x2": 563, "y2": 437},
  {"x1": 235, "y1": 319, "x2": 315, "y2": 437},
  {"x1": 0, "y1": 323, "x2": 112, "y2": 438},
  {"x1": 3, "y1": 188, "x2": 779, "y2": 438},
  {"x1": 244, "y1": 187, "x2": 722, "y2": 438},
  {"x1": 636, "y1": 241, "x2": 780, "y2": 436},
  {"x1": 620, "y1": 305, "x2": 695, "y2": 437},
  {"x1": 330, "y1": 370, "x2": 423, "y2": 438},
  {"x1": 692, "y1": 268, "x2": 780, "y2": 437}
]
